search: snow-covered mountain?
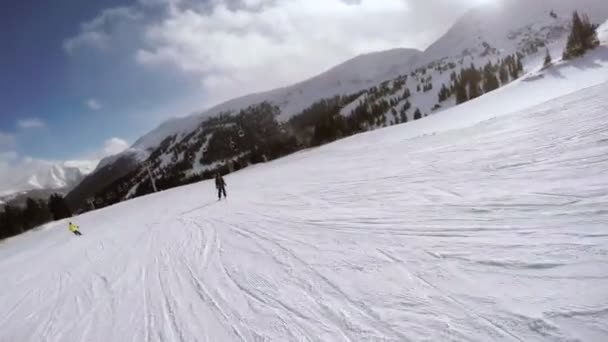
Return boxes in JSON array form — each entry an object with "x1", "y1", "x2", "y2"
[
  {"x1": 133, "y1": 0, "x2": 608, "y2": 152},
  {"x1": 0, "y1": 160, "x2": 97, "y2": 201},
  {"x1": 3, "y1": 32, "x2": 608, "y2": 340},
  {"x1": 132, "y1": 48, "x2": 422, "y2": 151},
  {"x1": 337, "y1": 0, "x2": 608, "y2": 122},
  {"x1": 68, "y1": 0, "x2": 608, "y2": 211},
  {"x1": 66, "y1": 48, "x2": 422, "y2": 207},
  {"x1": 421, "y1": 0, "x2": 608, "y2": 63}
]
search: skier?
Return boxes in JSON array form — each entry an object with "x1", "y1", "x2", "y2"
[
  {"x1": 215, "y1": 172, "x2": 227, "y2": 200},
  {"x1": 68, "y1": 222, "x2": 82, "y2": 236}
]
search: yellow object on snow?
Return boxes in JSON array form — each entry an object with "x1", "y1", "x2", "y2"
[{"x1": 68, "y1": 223, "x2": 80, "y2": 232}]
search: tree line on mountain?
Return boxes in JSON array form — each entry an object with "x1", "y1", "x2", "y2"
[
  {"x1": 85, "y1": 53, "x2": 527, "y2": 210},
  {"x1": 0, "y1": 194, "x2": 72, "y2": 240},
  {"x1": 563, "y1": 11, "x2": 599, "y2": 60},
  {"x1": 85, "y1": 102, "x2": 302, "y2": 208},
  {"x1": 70, "y1": 10, "x2": 604, "y2": 212},
  {"x1": 85, "y1": 89, "x2": 415, "y2": 210},
  {"x1": 540, "y1": 11, "x2": 599, "y2": 70},
  {"x1": 3, "y1": 9, "x2": 603, "y2": 238},
  {"x1": 446, "y1": 54, "x2": 524, "y2": 105}
]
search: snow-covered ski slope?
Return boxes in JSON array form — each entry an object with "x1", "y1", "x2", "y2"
[{"x1": 3, "y1": 53, "x2": 608, "y2": 341}]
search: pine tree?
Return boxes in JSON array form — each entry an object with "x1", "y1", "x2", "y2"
[
  {"x1": 0, "y1": 210, "x2": 6, "y2": 239},
  {"x1": 483, "y1": 62, "x2": 500, "y2": 93},
  {"x1": 563, "y1": 11, "x2": 599, "y2": 60},
  {"x1": 582, "y1": 14, "x2": 600, "y2": 49},
  {"x1": 543, "y1": 48, "x2": 553, "y2": 68},
  {"x1": 506, "y1": 57, "x2": 514, "y2": 79},
  {"x1": 483, "y1": 72, "x2": 499, "y2": 93},
  {"x1": 438, "y1": 84, "x2": 450, "y2": 102},
  {"x1": 23, "y1": 198, "x2": 42, "y2": 230},
  {"x1": 454, "y1": 77, "x2": 468, "y2": 104},
  {"x1": 413, "y1": 108, "x2": 422, "y2": 120},
  {"x1": 467, "y1": 64, "x2": 482, "y2": 99},
  {"x1": 2, "y1": 205, "x2": 23, "y2": 236},
  {"x1": 564, "y1": 11, "x2": 585, "y2": 59},
  {"x1": 48, "y1": 194, "x2": 72, "y2": 221},
  {"x1": 516, "y1": 55, "x2": 524, "y2": 74},
  {"x1": 468, "y1": 82, "x2": 481, "y2": 99},
  {"x1": 507, "y1": 54, "x2": 523, "y2": 80}
]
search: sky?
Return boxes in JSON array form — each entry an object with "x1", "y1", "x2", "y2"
[{"x1": 0, "y1": 0, "x2": 489, "y2": 181}]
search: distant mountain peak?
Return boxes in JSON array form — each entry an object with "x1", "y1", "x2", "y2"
[{"x1": 0, "y1": 160, "x2": 98, "y2": 199}]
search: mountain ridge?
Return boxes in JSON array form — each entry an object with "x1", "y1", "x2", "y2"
[
  {"x1": 67, "y1": 0, "x2": 608, "y2": 211},
  {"x1": 0, "y1": 160, "x2": 96, "y2": 198},
  {"x1": 133, "y1": 47, "x2": 423, "y2": 151}
]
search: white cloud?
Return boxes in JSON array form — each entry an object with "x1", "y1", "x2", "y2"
[
  {"x1": 74, "y1": 137, "x2": 131, "y2": 161},
  {"x1": 17, "y1": 118, "x2": 46, "y2": 129},
  {"x1": 135, "y1": 0, "x2": 419, "y2": 103},
  {"x1": 63, "y1": 7, "x2": 142, "y2": 54},
  {"x1": 81, "y1": 136, "x2": 131, "y2": 160},
  {"x1": 85, "y1": 99, "x2": 103, "y2": 110},
  {"x1": 0, "y1": 152, "x2": 51, "y2": 195},
  {"x1": 101, "y1": 137, "x2": 129, "y2": 157},
  {"x1": 64, "y1": 31, "x2": 110, "y2": 54},
  {"x1": 65, "y1": 0, "x2": 479, "y2": 109}
]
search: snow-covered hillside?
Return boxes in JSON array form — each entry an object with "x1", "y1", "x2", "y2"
[
  {"x1": 133, "y1": 48, "x2": 422, "y2": 151},
  {"x1": 68, "y1": 0, "x2": 608, "y2": 211},
  {"x1": 2, "y1": 51, "x2": 608, "y2": 340},
  {"x1": 133, "y1": 0, "x2": 608, "y2": 153},
  {"x1": 421, "y1": 0, "x2": 608, "y2": 63},
  {"x1": 0, "y1": 160, "x2": 97, "y2": 199},
  {"x1": 338, "y1": 0, "x2": 608, "y2": 127}
]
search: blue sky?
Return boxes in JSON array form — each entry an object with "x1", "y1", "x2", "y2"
[
  {"x1": 1, "y1": 0, "x2": 478, "y2": 171},
  {"x1": 0, "y1": 0, "x2": 206, "y2": 162},
  {"x1": 1, "y1": 0, "x2": 131, "y2": 160}
]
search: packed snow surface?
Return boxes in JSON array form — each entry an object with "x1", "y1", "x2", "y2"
[{"x1": 2, "y1": 78, "x2": 608, "y2": 341}]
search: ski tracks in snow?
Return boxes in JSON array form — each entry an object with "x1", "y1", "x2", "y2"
[
  {"x1": 222, "y1": 219, "x2": 409, "y2": 342},
  {"x1": 2, "y1": 82, "x2": 608, "y2": 341}
]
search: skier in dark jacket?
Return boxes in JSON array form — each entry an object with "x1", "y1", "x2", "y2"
[{"x1": 215, "y1": 173, "x2": 227, "y2": 200}]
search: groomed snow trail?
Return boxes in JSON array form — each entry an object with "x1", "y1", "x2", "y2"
[{"x1": 2, "y1": 82, "x2": 608, "y2": 342}]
